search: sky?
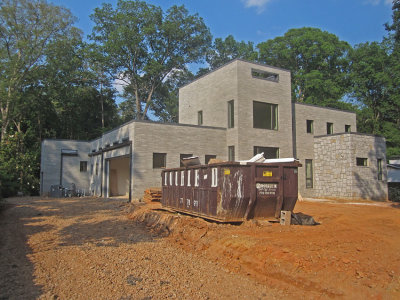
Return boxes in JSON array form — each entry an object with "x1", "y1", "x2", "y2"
[{"x1": 51, "y1": 0, "x2": 394, "y2": 47}]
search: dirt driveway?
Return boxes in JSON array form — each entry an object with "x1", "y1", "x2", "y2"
[{"x1": 1, "y1": 197, "x2": 400, "y2": 299}]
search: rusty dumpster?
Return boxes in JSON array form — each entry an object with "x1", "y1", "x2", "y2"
[{"x1": 161, "y1": 161, "x2": 301, "y2": 222}]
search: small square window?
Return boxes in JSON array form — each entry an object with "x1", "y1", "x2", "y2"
[
  {"x1": 80, "y1": 161, "x2": 87, "y2": 172},
  {"x1": 205, "y1": 155, "x2": 217, "y2": 164},
  {"x1": 345, "y1": 125, "x2": 351, "y2": 133},
  {"x1": 306, "y1": 120, "x2": 314, "y2": 134},
  {"x1": 153, "y1": 153, "x2": 166, "y2": 169},
  {"x1": 95, "y1": 162, "x2": 99, "y2": 176},
  {"x1": 377, "y1": 159, "x2": 383, "y2": 180},
  {"x1": 356, "y1": 157, "x2": 368, "y2": 166}
]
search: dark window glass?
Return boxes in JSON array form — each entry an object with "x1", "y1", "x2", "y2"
[
  {"x1": 180, "y1": 154, "x2": 193, "y2": 167},
  {"x1": 95, "y1": 162, "x2": 99, "y2": 176},
  {"x1": 228, "y1": 146, "x2": 235, "y2": 161},
  {"x1": 251, "y1": 69, "x2": 279, "y2": 82},
  {"x1": 253, "y1": 101, "x2": 278, "y2": 130},
  {"x1": 253, "y1": 146, "x2": 279, "y2": 159},
  {"x1": 305, "y1": 159, "x2": 313, "y2": 188},
  {"x1": 327, "y1": 122, "x2": 333, "y2": 134},
  {"x1": 356, "y1": 157, "x2": 368, "y2": 166},
  {"x1": 205, "y1": 155, "x2": 217, "y2": 164},
  {"x1": 306, "y1": 120, "x2": 314, "y2": 134},
  {"x1": 345, "y1": 125, "x2": 351, "y2": 133},
  {"x1": 153, "y1": 153, "x2": 167, "y2": 169},
  {"x1": 228, "y1": 100, "x2": 234, "y2": 128},
  {"x1": 80, "y1": 161, "x2": 87, "y2": 172},
  {"x1": 378, "y1": 159, "x2": 383, "y2": 180},
  {"x1": 198, "y1": 111, "x2": 203, "y2": 125}
]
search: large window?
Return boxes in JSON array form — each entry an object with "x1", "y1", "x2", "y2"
[
  {"x1": 153, "y1": 153, "x2": 166, "y2": 169},
  {"x1": 254, "y1": 146, "x2": 279, "y2": 159},
  {"x1": 198, "y1": 111, "x2": 203, "y2": 125},
  {"x1": 180, "y1": 153, "x2": 193, "y2": 167},
  {"x1": 228, "y1": 100, "x2": 234, "y2": 128},
  {"x1": 228, "y1": 146, "x2": 235, "y2": 161},
  {"x1": 378, "y1": 159, "x2": 383, "y2": 180},
  {"x1": 80, "y1": 161, "x2": 87, "y2": 172},
  {"x1": 356, "y1": 157, "x2": 368, "y2": 167},
  {"x1": 253, "y1": 101, "x2": 278, "y2": 130},
  {"x1": 306, "y1": 120, "x2": 314, "y2": 134},
  {"x1": 305, "y1": 159, "x2": 313, "y2": 188},
  {"x1": 327, "y1": 122, "x2": 334, "y2": 135}
]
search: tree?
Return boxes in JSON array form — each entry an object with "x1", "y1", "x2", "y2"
[
  {"x1": 257, "y1": 27, "x2": 351, "y2": 107},
  {"x1": 204, "y1": 35, "x2": 258, "y2": 71},
  {"x1": 90, "y1": 0, "x2": 212, "y2": 120},
  {"x1": 0, "y1": 0, "x2": 77, "y2": 142}
]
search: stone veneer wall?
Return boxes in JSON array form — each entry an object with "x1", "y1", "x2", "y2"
[{"x1": 313, "y1": 133, "x2": 388, "y2": 201}]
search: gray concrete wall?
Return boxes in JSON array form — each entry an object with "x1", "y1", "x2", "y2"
[
  {"x1": 294, "y1": 103, "x2": 357, "y2": 197},
  {"x1": 313, "y1": 133, "x2": 388, "y2": 201},
  {"x1": 40, "y1": 139, "x2": 90, "y2": 195},
  {"x1": 131, "y1": 121, "x2": 227, "y2": 199}
]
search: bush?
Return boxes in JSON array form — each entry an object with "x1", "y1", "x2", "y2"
[{"x1": 388, "y1": 183, "x2": 400, "y2": 202}]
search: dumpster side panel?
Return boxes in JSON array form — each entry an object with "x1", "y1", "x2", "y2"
[{"x1": 282, "y1": 167, "x2": 299, "y2": 211}]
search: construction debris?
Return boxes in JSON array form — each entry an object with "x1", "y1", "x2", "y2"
[{"x1": 143, "y1": 188, "x2": 162, "y2": 202}]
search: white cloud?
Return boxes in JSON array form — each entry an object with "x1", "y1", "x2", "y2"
[
  {"x1": 364, "y1": 0, "x2": 393, "y2": 6},
  {"x1": 242, "y1": 0, "x2": 273, "y2": 13}
]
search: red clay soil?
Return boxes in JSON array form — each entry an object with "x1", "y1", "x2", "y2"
[
  {"x1": 1, "y1": 196, "x2": 399, "y2": 299},
  {"x1": 132, "y1": 199, "x2": 400, "y2": 299}
]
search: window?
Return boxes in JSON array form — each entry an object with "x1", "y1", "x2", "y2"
[
  {"x1": 378, "y1": 159, "x2": 383, "y2": 180},
  {"x1": 251, "y1": 68, "x2": 279, "y2": 82},
  {"x1": 205, "y1": 155, "x2": 217, "y2": 164},
  {"x1": 80, "y1": 161, "x2": 87, "y2": 172},
  {"x1": 306, "y1": 120, "x2": 314, "y2": 134},
  {"x1": 253, "y1": 101, "x2": 278, "y2": 130},
  {"x1": 305, "y1": 159, "x2": 313, "y2": 188},
  {"x1": 254, "y1": 146, "x2": 279, "y2": 159},
  {"x1": 198, "y1": 110, "x2": 203, "y2": 125},
  {"x1": 153, "y1": 153, "x2": 166, "y2": 169},
  {"x1": 327, "y1": 122, "x2": 333, "y2": 135},
  {"x1": 95, "y1": 162, "x2": 99, "y2": 176},
  {"x1": 356, "y1": 157, "x2": 368, "y2": 167},
  {"x1": 228, "y1": 146, "x2": 235, "y2": 161},
  {"x1": 345, "y1": 125, "x2": 351, "y2": 133},
  {"x1": 228, "y1": 100, "x2": 234, "y2": 128},
  {"x1": 180, "y1": 154, "x2": 193, "y2": 167}
]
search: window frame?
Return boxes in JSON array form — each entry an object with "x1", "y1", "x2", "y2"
[
  {"x1": 253, "y1": 101, "x2": 278, "y2": 130},
  {"x1": 228, "y1": 146, "x2": 235, "y2": 161},
  {"x1": 327, "y1": 122, "x2": 334, "y2": 135},
  {"x1": 251, "y1": 68, "x2": 279, "y2": 82},
  {"x1": 305, "y1": 159, "x2": 313, "y2": 189},
  {"x1": 254, "y1": 146, "x2": 279, "y2": 159},
  {"x1": 356, "y1": 157, "x2": 368, "y2": 167},
  {"x1": 205, "y1": 155, "x2": 217, "y2": 164},
  {"x1": 80, "y1": 161, "x2": 88, "y2": 172},
  {"x1": 198, "y1": 110, "x2": 203, "y2": 125},
  {"x1": 228, "y1": 100, "x2": 234, "y2": 128},
  {"x1": 306, "y1": 120, "x2": 314, "y2": 134},
  {"x1": 345, "y1": 125, "x2": 351, "y2": 133},
  {"x1": 377, "y1": 159, "x2": 383, "y2": 180},
  {"x1": 153, "y1": 153, "x2": 167, "y2": 169}
]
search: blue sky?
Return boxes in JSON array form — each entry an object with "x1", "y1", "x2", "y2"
[{"x1": 52, "y1": 0, "x2": 394, "y2": 46}]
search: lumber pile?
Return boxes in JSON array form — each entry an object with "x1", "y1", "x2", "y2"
[{"x1": 143, "y1": 188, "x2": 162, "y2": 202}]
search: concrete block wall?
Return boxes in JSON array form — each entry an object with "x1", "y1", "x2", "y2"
[
  {"x1": 313, "y1": 133, "x2": 388, "y2": 200},
  {"x1": 294, "y1": 103, "x2": 357, "y2": 197},
  {"x1": 131, "y1": 121, "x2": 227, "y2": 199},
  {"x1": 40, "y1": 139, "x2": 90, "y2": 195}
]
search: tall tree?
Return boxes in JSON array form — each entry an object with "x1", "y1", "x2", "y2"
[
  {"x1": 90, "y1": 0, "x2": 212, "y2": 120},
  {"x1": 0, "y1": 0, "x2": 77, "y2": 142},
  {"x1": 257, "y1": 27, "x2": 351, "y2": 107}
]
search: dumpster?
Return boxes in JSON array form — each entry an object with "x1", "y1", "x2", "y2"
[{"x1": 161, "y1": 160, "x2": 301, "y2": 222}]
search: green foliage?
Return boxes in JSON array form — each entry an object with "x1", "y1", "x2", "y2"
[
  {"x1": 257, "y1": 27, "x2": 351, "y2": 107},
  {"x1": 90, "y1": 0, "x2": 212, "y2": 120}
]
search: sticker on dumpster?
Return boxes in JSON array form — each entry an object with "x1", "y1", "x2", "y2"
[
  {"x1": 263, "y1": 171, "x2": 273, "y2": 177},
  {"x1": 224, "y1": 168, "x2": 230, "y2": 175},
  {"x1": 256, "y1": 183, "x2": 278, "y2": 195}
]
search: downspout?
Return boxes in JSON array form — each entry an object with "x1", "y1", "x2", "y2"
[
  {"x1": 59, "y1": 153, "x2": 63, "y2": 186},
  {"x1": 129, "y1": 142, "x2": 132, "y2": 202}
]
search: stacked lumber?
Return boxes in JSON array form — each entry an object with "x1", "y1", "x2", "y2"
[{"x1": 143, "y1": 188, "x2": 162, "y2": 202}]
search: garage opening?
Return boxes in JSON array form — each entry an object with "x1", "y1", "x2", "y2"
[{"x1": 108, "y1": 156, "x2": 130, "y2": 197}]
